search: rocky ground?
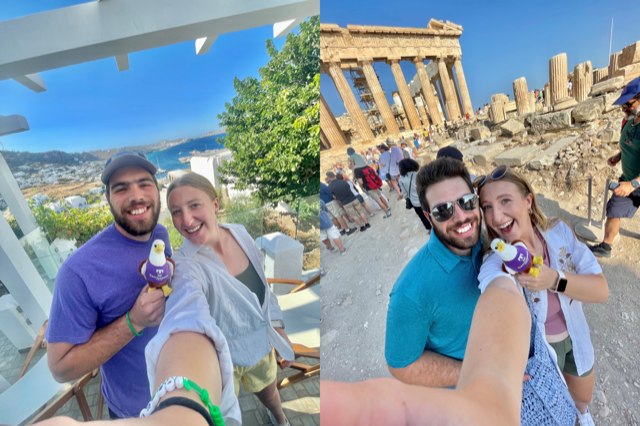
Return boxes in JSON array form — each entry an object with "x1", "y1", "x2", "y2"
[{"x1": 320, "y1": 108, "x2": 640, "y2": 424}]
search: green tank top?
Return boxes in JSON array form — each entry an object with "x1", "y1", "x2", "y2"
[
  {"x1": 619, "y1": 119, "x2": 640, "y2": 182},
  {"x1": 234, "y1": 261, "x2": 266, "y2": 307}
]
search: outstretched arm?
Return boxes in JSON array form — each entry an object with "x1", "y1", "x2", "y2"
[{"x1": 322, "y1": 284, "x2": 530, "y2": 426}]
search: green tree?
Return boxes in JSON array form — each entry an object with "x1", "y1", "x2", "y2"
[{"x1": 217, "y1": 16, "x2": 320, "y2": 205}]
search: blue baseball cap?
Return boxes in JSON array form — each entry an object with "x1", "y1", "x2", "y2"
[{"x1": 613, "y1": 76, "x2": 640, "y2": 105}]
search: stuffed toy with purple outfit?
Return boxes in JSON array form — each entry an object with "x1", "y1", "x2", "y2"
[
  {"x1": 139, "y1": 239, "x2": 175, "y2": 297},
  {"x1": 490, "y1": 238, "x2": 544, "y2": 278}
]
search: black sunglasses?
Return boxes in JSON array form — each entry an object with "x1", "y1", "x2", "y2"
[
  {"x1": 429, "y1": 193, "x2": 479, "y2": 223},
  {"x1": 473, "y1": 165, "x2": 510, "y2": 189},
  {"x1": 622, "y1": 98, "x2": 639, "y2": 110}
]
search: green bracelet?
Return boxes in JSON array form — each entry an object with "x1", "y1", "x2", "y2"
[{"x1": 126, "y1": 311, "x2": 143, "y2": 337}]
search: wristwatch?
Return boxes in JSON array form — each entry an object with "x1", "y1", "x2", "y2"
[
  {"x1": 632, "y1": 179, "x2": 640, "y2": 189},
  {"x1": 551, "y1": 270, "x2": 568, "y2": 293}
]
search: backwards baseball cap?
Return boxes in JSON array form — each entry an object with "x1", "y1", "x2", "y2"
[
  {"x1": 346, "y1": 147, "x2": 356, "y2": 155},
  {"x1": 101, "y1": 150, "x2": 157, "y2": 185},
  {"x1": 613, "y1": 76, "x2": 640, "y2": 105},
  {"x1": 437, "y1": 146, "x2": 464, "y2": 162}
]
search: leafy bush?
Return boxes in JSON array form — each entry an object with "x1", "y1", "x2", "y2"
[
  {"x1": 162, "y1": 217, "x2": 184, "y2": 252},
  {"x1": 29, "y1": 202, "x2": 113, "y2": 246}
]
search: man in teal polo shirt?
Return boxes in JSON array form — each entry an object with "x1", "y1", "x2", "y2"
[
  {"x1": 590, "y1": 76, "x2": 640, "y2": 258},
  {"x1": 385, "y1": 157, "x2": 482, "y2": 387}
]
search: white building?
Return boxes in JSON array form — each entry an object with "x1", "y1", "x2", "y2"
[
  {"x1": 89, "y1": 187, "x2": 104, "y2": 195},
  {"x1": 190, "y1": 149, "x2": 253, "y2": 200},
  {"x1": 64, "y1": 196, "x2": 87, "y2": 209},
  {"x1": 47, "y1": 200, "x2": 64, "y2": 214},
  {"x1": 29, "y1": 193, "x2": 49, "y2": 206}
]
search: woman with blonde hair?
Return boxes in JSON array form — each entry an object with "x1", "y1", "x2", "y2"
[
  {"x1": 475, "y1": 165, "x2": 608, "y2": 426},
  {"x1": 163, "y1": 172, "x2": 296, "y2": 426}
]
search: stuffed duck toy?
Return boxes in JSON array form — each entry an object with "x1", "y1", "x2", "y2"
[
  {"x1": 490, "y1": 238, "x2": 544, "y2": 278},
  {"x1": 139, "y1": 239, "x2": 175, "y2": 297}
]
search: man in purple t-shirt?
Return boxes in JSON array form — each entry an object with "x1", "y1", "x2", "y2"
[{"x1": 46, "y1": 151, "x2": 171, "y2": 418}]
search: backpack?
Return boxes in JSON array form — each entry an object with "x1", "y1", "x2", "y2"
[
  {"x1": 402, "y1": 149, "x2": 411, "y2": 159},
  {"x1": 362, "y1": 167, "x2": 382, "y2": 190}
]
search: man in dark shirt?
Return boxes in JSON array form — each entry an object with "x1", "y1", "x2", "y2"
[
  {"x1": 327, "y1": 172, "x2": 370, "y2": 232},
  {"x1": 320, "y1": 181, "x2": 353, "y2": 235}
]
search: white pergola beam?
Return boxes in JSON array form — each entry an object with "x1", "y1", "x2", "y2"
[
  {"x1": 11, "y1": 73, "x2": 47, "y2": 92},
  {"x1": 115, "y1": 54, "x2": 130, "y2": 71},
  {"x1": 0, "y1": 115, "x2": 30, "y2": 136},
  {"x1": 273, "y1": 17, "x2": 300, "y2": 38},
  {"x1": 0, "y1": 0, "x2": 319, "y2": 81},
  {"x1": 195, "y1": 36, "x2": 218, "y2": 55}
]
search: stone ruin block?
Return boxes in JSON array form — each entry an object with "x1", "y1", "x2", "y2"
[
  {"x1": 494, "y1": 145, "x2": 542, "y2": 167},
  {"x1": 618, "y1": 41, "x2": 640, "y2": 68},
  {"x1": 470, "y1": 126, "x2": 491, "y2": 141},
  {"x1": 612, "y1": 63, "x2": 640, "y2": 85},
  {"x1": 589, "y1": 76, "x2": 625, "y2": 97},
  {"x1": 572, "y1": 98, "x2": 604, "y2": 123},
  {"x1": 528, "y1": 136, "x2": 578, "y2": 170},
  {"x1": 500, "y1": 119, "x2": 525, "y2": 137},
  {"x1": 530, "y1": 109, "x2": 573, "y2": 133},
  {"x1": 553, "y1": 96, "x2": 578, "y2": 111}
]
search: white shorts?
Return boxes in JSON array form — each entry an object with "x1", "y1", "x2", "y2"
[{"x1": 320, "y1": 225, "x2": 340, "y2": 241}]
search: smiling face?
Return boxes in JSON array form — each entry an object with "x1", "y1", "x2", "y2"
[
  {"x1": 479, "y1": 180, "x2": 533, "y2": 243},
  {"x1": 425, "y1": 177, "x2": 481, "y2": 255},
  {"x1": 168, "y1": 185, "x2": 219, "y2": 247},
  {"x1": 107, "y1": 165, "x2": 160, "y2": 240}
]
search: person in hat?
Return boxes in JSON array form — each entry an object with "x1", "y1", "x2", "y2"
[
  {"x1": 590, "y1": 76, "x2": 640, "y2": 258},
  {"x1": 437, "y1": 146, "x2": 476, "y2": 182},
  {"x1": 45, "y1": 150, "x2": 174, "y2": 418}
]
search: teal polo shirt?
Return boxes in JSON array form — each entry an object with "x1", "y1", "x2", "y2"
[{"x1": 385, "y1": 231, "x2": 482, "y2": 369}]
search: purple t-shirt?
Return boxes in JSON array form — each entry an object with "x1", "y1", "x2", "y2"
[{"x1": 45, "y1": 224, "x2": 171, "y2": 418}]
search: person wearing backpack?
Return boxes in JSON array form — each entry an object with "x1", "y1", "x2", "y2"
[{"x1": 354, "y1": 164, "x2": 391, "y2": 219}]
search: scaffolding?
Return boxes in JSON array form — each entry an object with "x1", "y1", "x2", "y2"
[{"x1": 348, "y1": 66, "x2": 386, "y2": 136}]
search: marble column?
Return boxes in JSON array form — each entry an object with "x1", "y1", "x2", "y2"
[
  {"x1": 490, "y1": 101, "x2": 505, "y2": 124},
  {"x1": 433, "y1": 80, "x2": 448, "y2": 122},
  {"x1": 437, "y1": 58, "x2": 462, "y2": 120},
  {"x1": 320, "y1": 129, "x2": 330, "y2": 150},
  {"x1": 573, "y1": 61, "x2": 593, "y2": 102},
  {"x1": 549, "y1": 53, "x2": 568, "y2": 106},
  {"x1": 414, "y1": 96, "x2": 430, "y2": 126},
  {"x1": 453, "y1": 58, "x2": 474, "y2": 117},
  {"x1": 320, "y1": 93, "x2": 348, "y2": 148},
  {"x1": 414, "y1": 59, "x2": 443, "y2": 125},
  {"x1": 360, "y1": 60, "x2": 400, "y2": 135},
  {"x1": 593, "y1": 68, "x2": 608, "y2": 84},
  {"x1": 512, "y1": 77, "x2": 531, "y2": 115},
  {"x1": 544, "y1": 83, "x2": 550, "y2": 106},
  {"x1": 389, "y1": 59, "x2": 423, "y2": 130},
  {"x1": 609, "y1": 51, "x2": 621, "y2": 79},
  {"x1": 447, "y1": 62, "x2": 464, "y2": 117},
  {"x1": 529, "y1": 91, "x2": 536, "y2": 113},
  {"x1": 326, "y1": 62, "x2": 375, "y2": 142}
]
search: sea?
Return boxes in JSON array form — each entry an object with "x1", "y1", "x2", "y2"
[{"x1": 146, "y1": 133, "x2": 226, "y2": 179}]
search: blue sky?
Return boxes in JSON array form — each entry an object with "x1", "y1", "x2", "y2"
[
  {"x1": 321, "y1": 0, "x2": 640, "y2": 119},
  {"x1": 0, "y1": 1, "x2": 292, "y2": 153}
]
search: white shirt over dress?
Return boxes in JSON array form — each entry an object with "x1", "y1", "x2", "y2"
[
  {"x1": 145, "y1": 223, "x2": 295, "y2": 426},
  {"x1": 478, "y1": 221, "x2": 602, "y2": 377}
]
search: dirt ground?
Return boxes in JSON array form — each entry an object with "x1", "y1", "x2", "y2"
[
  {"x1": 21, "y1": 181, "x2": 102, "y2": 200},
  {"x1": 320, "y1": 162, "x2": 640, "y2": 425}
]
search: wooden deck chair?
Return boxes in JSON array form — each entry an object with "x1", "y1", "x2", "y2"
[
  {"x1": 269, "y1": 276, "x2": 320, "y2": 389},
  {"x1": 0, "y1": 320, "x2": 104, "y2": 425}
]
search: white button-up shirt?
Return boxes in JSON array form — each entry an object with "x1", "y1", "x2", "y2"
[{"x1": 478, "y1": 221, "x2": 602, "y2": 376}]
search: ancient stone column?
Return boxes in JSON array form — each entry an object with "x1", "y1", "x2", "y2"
[
  {"x1": 360, "y1": 60, "x2": 400, "y2": 136},
  {"x1": 453, "y1": 58, "x2": 474, "y2": 117},
  {"x1": 433, "y1": 80, "x2": 447, "y2": 122},
  {"x1": 573, "y1": 61, "x2": 593, "y2": 102},
  {"x1": 549, "y1": 53, "x2": 568, "y2": 106},
  {"x1": 437, "y1": 58, "x2": 462, "y2": 120},
  {"x1": 415, "y1": 59, "x2": 444, "y2": 125},
  {"x1": 414, "y1": 96, "x2": 430, "y2": 126},
  {"x1": 529, "y1": 91, "x2": 536, "y2": 112},
  {"x1": 320, "y1": 93, "x2": 348, "y2": 148},
  {"x1": 447, "y1": 62, "x2": 464, "y2": 117},
  {"x1": 512, "y1": 77, "x2": 531, "y2": 115},
  {"x1": 320, "y1": 129, "x2": 330, "y2": 150},
  {"x1": 490, "y1": 101, "x2": 505, "y2": 124},
  {"x1": 389, "y1": 59, "x2": 423, "y2": 130},
  {"x1": 326, "y1": 62, "x2": 375, "y2": 142},
  {"x1": 609, "y1": 51, "x2": 621, "y2": 79},
  {"x1": 544, "y1": 83, "x2": 550, "y2": 105},
  {"x1": 402, "y1": 115, "x2": 410, "y2": 131},
  {"x1": 593, "y1": 68, "x2": 608, "y2": 84}
]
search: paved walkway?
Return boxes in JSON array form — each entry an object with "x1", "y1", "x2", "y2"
[{"x1": 0, "y1": 329, "x2": 319, "y2": 424}]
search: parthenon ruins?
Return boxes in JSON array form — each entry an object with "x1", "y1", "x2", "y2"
[{"x1": 320, "y1": 19, "x2": 474, "y2": 149}]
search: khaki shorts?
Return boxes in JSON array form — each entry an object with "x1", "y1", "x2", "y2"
[
  {"x1": 320, "y1": 225, "x2": 340, "y2": 241},
  {"x1": 367, "y1": 188, "x2": 382, "y2": 201},
  {"x1": 548, "y1": 336, "x2": 593, "y2": 378},
  {"x1": 343, "y1": 199, "x2": 365, "y2": 218},
  {"x1": 233, "y1": 350, "x2": 277, "y2": 395},
  {"x1": 326, "y1": 200, "x2": 344, "y2": 219}
]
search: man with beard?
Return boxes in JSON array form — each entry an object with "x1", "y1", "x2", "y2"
[
  {"x1": 384, "y1": 157, "x2": 483, "y2": 388},
  {"x1": 46, "y1": 151, "x2": 171, "y2": 418},
  {"x1": 590, "y1": 77, "x2": 640, "y2": 258}
]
